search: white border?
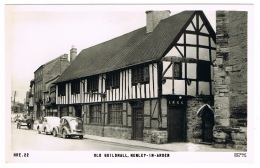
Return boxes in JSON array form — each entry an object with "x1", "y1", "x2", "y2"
[{"x1": 1, "y1": 0, "x2": 259, "y2": 168}]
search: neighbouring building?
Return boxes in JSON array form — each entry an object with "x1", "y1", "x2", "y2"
[
  {"x1": 55, "y1": 10, "x2": 217, "y2": 144},
  {"x1": 213, "y1": 11, "x2": 247, "y2": 151},
  {"x1": 25, "y1": 80, "x2": 35, "y2": 116},
  {"x1": 34, "y1": 50, "x2": 72, "y2": 119}
]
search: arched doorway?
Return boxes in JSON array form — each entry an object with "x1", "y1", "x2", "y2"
[
  {"x1": 196, "y1": 104, "x2": 214, "y2": 143},
  {"x1": 201, "y1": 106, "x2": 214, "y2": 143}
]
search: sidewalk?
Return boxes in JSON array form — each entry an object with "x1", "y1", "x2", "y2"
[{"x1": 84, "y1": 134, "x2": 242, "y2": 152}]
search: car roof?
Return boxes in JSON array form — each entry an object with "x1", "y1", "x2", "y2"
[
  {"x1": 61, "y1": 116, "x2": 81, "y2": 120},
  {"x1": 44, "y1": 116, "x2": 60, "y2": 119}
]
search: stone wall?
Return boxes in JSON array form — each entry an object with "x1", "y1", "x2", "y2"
[
  {"x1": 186, "y1": 97, "x2": 214, "y2": 143},
  {"x1": 143, "y1": 129, "x2": 168, "y2": 144},
  {"x1": 84, "y1": 125, "x2": 132, "y2": 140},
  {"x1": 104, "y1": 126, "x2": 132, "y2": 140},
  {"x1": 214, "y1": 11, "x2": 247, "y2": 151},
  {"x1": 84, "y1": 125, "x2": 103, "y2": 136}
]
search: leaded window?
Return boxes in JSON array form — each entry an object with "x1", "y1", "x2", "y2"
[
  {"x1": 90, "y1": 105, "x2": 101, "y2": 124},
  {"x1": 58, "y1": 83, "x2": 66, "y2": 96},
  {"x1": 174, "y1": 62, "x2": 182, "y2": 79},
  {"x1": 106, "y1": 71, "x2": 120, "y2": 89},
  {"x1": 71, "y1": 80, "x2": 80, "y2": 94},
  {"x1": 132, "y1": 64, "x2": 149, "y2": 84},
  {"x1": 108, "y1": 104, "x2": 123, "y2": 125},
  {"x1": 87, "y1": 75, "x2": 99, "y2": 92}
]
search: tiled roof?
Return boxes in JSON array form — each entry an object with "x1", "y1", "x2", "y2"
[{"x1": 56, "y1": 11, "x2": 212, "y2": 83}]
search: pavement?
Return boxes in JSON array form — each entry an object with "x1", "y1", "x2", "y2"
[{"x1": 84, "y1": 134, "x2": 242, "y2": 152}]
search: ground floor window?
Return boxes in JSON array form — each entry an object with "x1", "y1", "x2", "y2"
[
  {"x1": 108, "y1": 103, "x2": 123, "y2": 125},
  {"x1": 90, "y1": 105, "x2": 102, "y2": 124}
]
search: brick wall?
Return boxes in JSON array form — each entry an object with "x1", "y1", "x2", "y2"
[{"x1": 214, "y1": 11, "x2": 247, "y2": 151}]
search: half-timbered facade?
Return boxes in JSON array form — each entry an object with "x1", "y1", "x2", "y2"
[{"x1": 55, "y1": 10, "x2": 216, "y2": 144}]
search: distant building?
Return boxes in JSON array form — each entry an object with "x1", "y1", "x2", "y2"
[
  {"x1": 55, "y1": 11, "x2": 217, "y2": 144},
  {"x1": 11, "y1": 101, "x2": 25, "y2": 114},
  {"x1": 34, "y1": 50, "x2": 73, "y2": 118}
]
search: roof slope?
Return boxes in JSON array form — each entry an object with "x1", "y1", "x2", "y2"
[{"x1": 56, "y1": 11, "x2": 203, "y2": 83}]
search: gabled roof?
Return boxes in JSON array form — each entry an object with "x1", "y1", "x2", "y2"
[{"x1": 56, "y1": 11, "x2": 215, "y2": 83}]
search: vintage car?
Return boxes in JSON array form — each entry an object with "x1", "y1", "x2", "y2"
[
  {"x1": 37, "y1": 116, "x2": 60, "y2": 135},
  {"x1": 52, "y1": 116, "x2": 84, "y2": 139},
  {"x1": 17, "y1": 114, "x2": 33, "y2": 129}
]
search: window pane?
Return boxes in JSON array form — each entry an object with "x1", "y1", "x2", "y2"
[
  {"x1": 108, "y1": 104, "x2": 122, "y2": 125},
  {"x1": 197, "y1": 62, "x2": 211, "y2": 81},
  {"x1": 174, "y1": 62, "x2": 182, "y2": 78},
  {"x1": 90, "y1": 105, "x2": 101, "y2": 124}
]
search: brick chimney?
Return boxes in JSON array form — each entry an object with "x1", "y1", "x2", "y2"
[
  {"x1": 70, "y1": 45, "x2": 77, "y2": 62},
  {"x1": 146, "y1": 10, "x2": 171, "y2": 33}
]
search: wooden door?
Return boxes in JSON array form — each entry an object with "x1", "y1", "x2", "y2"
[
  {"x1": 202, "y1": 108, "x2": 214, "y2": 142},
  {"x1": 75, "y1": 105, "x2": 82, "y2": 118},
  {"x1": 133, "y1": 107, "x2": 144, "y2": 141},
  {"x1": 168, "y1": 106, "x2": 185, "y2": 142}
]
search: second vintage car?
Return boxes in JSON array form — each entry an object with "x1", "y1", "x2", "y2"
[
  {"x1": 52, "y1": 116, "x2": 84, "y2": 139},
  {"x1": 37, "y1": 116, "x2": 60, "y2": 135}
]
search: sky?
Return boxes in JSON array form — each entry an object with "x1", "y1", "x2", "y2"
[{"x1": 6, "y1": 4, "x2": 217, "y2": 103}]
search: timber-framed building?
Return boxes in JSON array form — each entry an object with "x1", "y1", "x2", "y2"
[{"x1": 55, "y1": 10, "x2": 216, "y2": 144}]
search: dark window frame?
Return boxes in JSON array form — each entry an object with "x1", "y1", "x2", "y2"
[
  {"x1": 58, "y1": 83, "x2": 66, "y2": 96},
  {"x1": 132, "y1": 64, "x2": 150, "y2": 84},
  {"x1": 106, "y1": 71, "x2": 120, "y2": 89},
  {"x1": 108, "y1": 103, "x2": 123, "y2": 125},
  {"x1": 71, "y1": 80, "x2": 80, "y2": 94},
  {"x1": 197, "y1": 61, "x2": 211, "y2": 81},
  {"x1": 174, "y1": 62, "x2": 182, "y2": 79},
  {"x1": 87, "y1": 75, "x2": 99, "y2": 92},
  {"x1": 89, "y1": 105, "x2": 102, "y2": 124}
]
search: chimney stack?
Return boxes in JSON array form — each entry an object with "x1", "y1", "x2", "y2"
[
  {"x1": 70, "y1": 45, "x2": 77, "y2": 62},
  {"x1": 146, "y1": 10, "x2": 171, "y2": 33}
]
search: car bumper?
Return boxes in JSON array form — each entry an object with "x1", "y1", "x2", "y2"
[{"x1": 68, "y1": 132, "x2": 84, "y2": 136}]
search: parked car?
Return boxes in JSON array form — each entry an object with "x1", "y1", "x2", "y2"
[
  {"x1": 33, "y1": 120, "x2": 40, "y2": 131},
  {"x1": 37, "y1": 116, "x2": 60, "y2": 135},
  {"x1": 16, "y1": 114, "x2": 32, "y2": 129},
  {"x1": 53, "y1": 116, "x2": 84, "y2": 139}
]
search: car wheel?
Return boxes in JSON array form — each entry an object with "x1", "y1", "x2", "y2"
[
  {"x1": 53, "y1": 129, "x2": 57, "y2": 137},
  {"x1": 79, "y1": 135, "x2": 83, "y2": 139},
  {"x1": 37, "y1": 127, "x2": 41, "y2": 134},
  {"x1": 27, "y1": 124, "x2": 31, "y2": 129},
  {"x1": 62, "y1": 130, "x2": 67, "y2": 139},
  {"x1": 44, "y1": 128, "x2": 47, "y2": 135}
]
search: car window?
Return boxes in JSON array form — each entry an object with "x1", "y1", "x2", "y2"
[{"x1": 70, "y1": 118, "x2": 83, "y2": 129}]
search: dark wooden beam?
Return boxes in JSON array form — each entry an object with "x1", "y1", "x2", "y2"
[
  {"x1": 176, "y1": 43, "x2": 216, "y2": 50},
  {"x1": 162, "y1": 56, "x2": 198, "y2": 63},
  {"x1": 162, "y1": 62, "x2": 172, "y2": 77}
]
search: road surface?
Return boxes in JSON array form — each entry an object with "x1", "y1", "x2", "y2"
[{"x1": 11, "y1": 122, "x2": 161, "y2": 151}]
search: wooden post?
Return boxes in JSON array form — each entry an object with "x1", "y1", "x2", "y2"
[{"x1": 172, "y1": 62, "x2": 175, "y2": 94}]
